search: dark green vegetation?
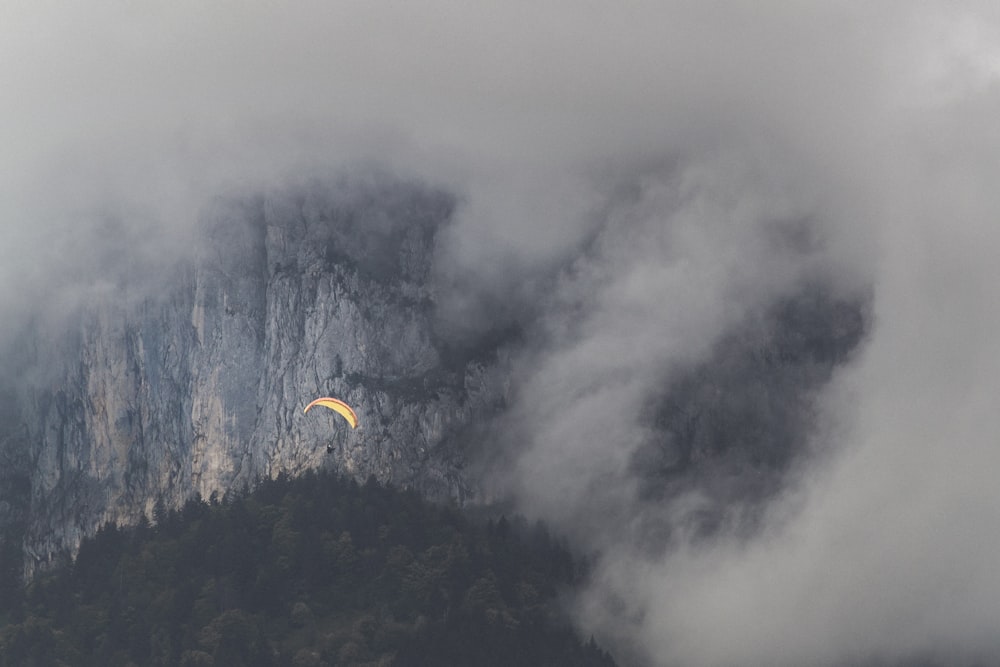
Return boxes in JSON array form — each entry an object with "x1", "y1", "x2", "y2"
[{"x1": 0, "y1": 471, "x2": 616, "y2": 667}]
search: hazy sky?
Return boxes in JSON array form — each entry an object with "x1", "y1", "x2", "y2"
[{"x1": 5, "y1": 2, "x2": 1000, "y2": 665}]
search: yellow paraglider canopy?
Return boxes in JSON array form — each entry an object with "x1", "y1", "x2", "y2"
[{"x1": 303, "y1": 397, "x2": 359, "y2": 429}]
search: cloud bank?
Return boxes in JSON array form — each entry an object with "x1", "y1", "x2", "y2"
[{"x1": 5, "y1": 2, "x2": 1000, "y2": 665}]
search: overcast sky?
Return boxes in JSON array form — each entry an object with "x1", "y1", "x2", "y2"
[{"x1": 5, "y1": 2, "x2": 1000, "y2": 665}]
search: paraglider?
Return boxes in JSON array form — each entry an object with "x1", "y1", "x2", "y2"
[{"x1": 303, "y1": 397, "x2": 359, "y2": 429}]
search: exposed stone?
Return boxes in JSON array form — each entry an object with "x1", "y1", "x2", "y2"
[{"x1": 6, "y1": 177, "x2": 509, "y2": 576}]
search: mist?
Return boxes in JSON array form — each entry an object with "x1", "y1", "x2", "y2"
[{"x1": 5, "y1": 2, "x2": 1000, "y2": 665}]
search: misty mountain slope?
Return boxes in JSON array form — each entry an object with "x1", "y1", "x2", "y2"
[
  {"x1": 0, "y1": 388, "x2": 30, "y2": 606},
  {"x1": 4, "y1": 175, "x2": 510, "y2": 577},
  {"x1": 619, "y1": 285, "x2": 870, "y2": 547},
  {"x1": 643, "y1": 286, "x2": 868, "y2": 487}
]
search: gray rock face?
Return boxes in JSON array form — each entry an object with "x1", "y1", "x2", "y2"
[
  {"x1": 6, "y1": 177, "x2": 509, "y2": 575},
  {"x1": 0, "y1": 174, "x2": 868, "y2": 582}
]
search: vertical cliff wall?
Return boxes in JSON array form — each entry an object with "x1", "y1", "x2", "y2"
[{"x1": 8, "y1": 176, "x2": 510, "y2": 574}]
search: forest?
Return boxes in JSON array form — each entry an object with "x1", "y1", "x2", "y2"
[{"x1": 0, "y1": 471, "x2": 617, "y2": 666}]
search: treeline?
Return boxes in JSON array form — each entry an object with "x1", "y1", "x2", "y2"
[{"x1": 0, "y1": 471, "x2": 617, "y2": 666}]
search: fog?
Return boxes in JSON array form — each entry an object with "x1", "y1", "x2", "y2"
[{"x1": 4, "y1": 2, "x2": 1000, "y2": 665}]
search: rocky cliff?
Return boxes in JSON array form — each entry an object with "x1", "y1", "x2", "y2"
[
  {"x1": 3, "y1": 175, "x2": 510, "y2": 576},
  {"x1": 0, "y1": 173, "x2": 869, "y2": 582}
]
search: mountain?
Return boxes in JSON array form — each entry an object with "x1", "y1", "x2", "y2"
[
  {"x1": 0, "y1": 171, "x2": 868, "y2": 597},
  {"x1": 2, "y1": 174, "x2": 511, "y2": 579}
]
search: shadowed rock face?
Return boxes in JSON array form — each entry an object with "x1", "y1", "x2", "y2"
[
  {"x1": 5, "y1": 175, "x2": 511, "y2": 576},
  {"x1": 625, "y1": 286, "x2": 869, "y2": 546}
]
